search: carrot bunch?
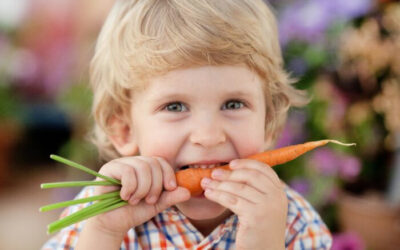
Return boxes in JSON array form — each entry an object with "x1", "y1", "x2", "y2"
[{"x1": 40, "y1": 139, "x2": 355, "y2": 233}]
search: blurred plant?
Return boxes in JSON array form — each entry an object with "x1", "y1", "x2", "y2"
[
  {"x1": 272, "y1": 0, "x2": 400, "y2": 236},
  {"x1": 373, "y1": 78, "x2": 400, "y2": 147},
  {"x1": 0, "y1": 35, "x2": 22, "y2": 122},
  {"x1": 269, "y1": 0, "x2": 374, "y2": 84},
  {"x1": 0, "y1": 0, "x2": 101, "y2": 166},
  {"x1": 56, "y1": 81, "x2": 98, "y2": 166},
  {"x1": 11, "y1": 2, "x2": 75, "y2": 100},
  {"x1": 278, "y1": 0, "x2": 373, "y2": 46},
  {"x1": 0, "y1": 84, "x2": 22, "y2": 122}
]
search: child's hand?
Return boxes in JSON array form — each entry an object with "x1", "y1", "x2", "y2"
[
  {"x1": 201, "y1": 159, "x2": 287, "y2": 250},
  {"x1": 86, "y1": 156, "x2": 190, "y2": 237}
]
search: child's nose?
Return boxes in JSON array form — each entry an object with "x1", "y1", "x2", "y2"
[{"x1": 189, "y1": 119, "x2": 226, "y2": 148}]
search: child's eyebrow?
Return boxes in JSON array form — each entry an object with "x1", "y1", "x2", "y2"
[
  {"x1": 148, "y1": 89, "x2": 259, "y2": 104},
  {"x1": 148, "y1": 93, "x2": 190, "y2": 103},
  {"x1": 149, "y1": 90, "x2": 256, "y2": 102},
  {"x1": 223, "y1": 90, "x2": 257, "y2": 98}
]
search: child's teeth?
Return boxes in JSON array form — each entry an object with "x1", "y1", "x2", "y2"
[{"x1": 190, "y1": 164, "x2": 219, "y2": 169}]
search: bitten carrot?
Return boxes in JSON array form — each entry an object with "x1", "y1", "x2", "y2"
[{"x1": 176, "y1": 140, "x2": 355, "y2": 196}]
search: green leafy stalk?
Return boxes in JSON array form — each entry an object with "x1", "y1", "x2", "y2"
[
  {"x1": 50, "y1": 154, "x2": 121, "y2": 185},
  {"x1": 48, "y1": 197, "x2": 127, "y2": 234},
  {"x1": 42, "y1": 155, "x2": 127, "y2": 234},
  {"x1": 49, "y1": 197, "x2": 120, "y2": 229},
  {"x1": 39, "y1": 191, "x2": 121, "y2": 212},
  {"x1": 41, "y1": 180, "x2": 118, "y2": 189}
]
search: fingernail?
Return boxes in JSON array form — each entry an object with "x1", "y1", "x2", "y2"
[
  {"x1": 170, "y1": 180, "x2": 177, "y2": 188},
  {"x1": 212, "y1": 169, "x2": 225, "y2": 178},
  {"x1": 204, "y1": 189, "x2": 212, "y2": 195},
  {"x1": 201, "y1": 178, "x2": 211, "y2": 186},
  {"x1": 123, "y1": 193, "x2": 132, "y2": 201},
  {"x1": 130, "y1": 198, "x2": 139, "y2": 205},
  {"x1": 230, "y1": 159, "x2": 239, "y2": 168}
]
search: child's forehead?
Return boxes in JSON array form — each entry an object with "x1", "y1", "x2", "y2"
[
  {"x1": 135, "y1": 65, "x2": 264, "y2": 100},
  {"x1": 149, "y1": 65, "x2": 260, "y2": 87}
]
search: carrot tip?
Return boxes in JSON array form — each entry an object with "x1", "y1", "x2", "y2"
[{"x1": 328, "y1": 140, "x2": 356, "y2": 147}]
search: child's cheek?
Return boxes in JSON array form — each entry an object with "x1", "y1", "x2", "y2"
[
  {"x1": 138, "y1": 130, "x2": 179, "y2": 165},
  {"x1": 238, "y1": 142, "x2": 265, "y2": 159},
  {"x1": 235, "y1": 128, "x2": 266, "y2": 158}
]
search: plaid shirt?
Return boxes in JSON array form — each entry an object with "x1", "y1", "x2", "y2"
[{"x1": 42, "y1": 185, "x2": 332, "y2": 249}]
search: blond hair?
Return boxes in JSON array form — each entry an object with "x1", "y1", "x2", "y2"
[{"x1": 90, "y1": 0, "x2": 308, "y2": 161}]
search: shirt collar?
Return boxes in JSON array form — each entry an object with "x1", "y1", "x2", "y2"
[{"x1": 160, "y1": 207, "x2": 238, "y2": 245}]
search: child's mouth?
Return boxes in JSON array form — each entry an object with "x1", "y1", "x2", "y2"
[{"x1": 178, "y1": 162, "x2": 228, "y2": 171}]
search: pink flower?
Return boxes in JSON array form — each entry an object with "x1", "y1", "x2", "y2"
[
  {"x1": 310, "y1": 148, "x2": 340, "y2": 176},
  {"x1": 309, "y1": 148, "x2": 362, "y2": 181},
  {"x1": 332, "y1": 232, "x2": 365, "y2": 250},
  {"x1": 289, "y1": 178, "x2": 310, "y2": 196},
  {"x1": 339, "y1": 156, "x2": 362, "y2": 181}
]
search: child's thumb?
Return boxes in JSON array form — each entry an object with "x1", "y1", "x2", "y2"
[{"x1": 155, "y1": 187, "x2": 191, "y2": 213}]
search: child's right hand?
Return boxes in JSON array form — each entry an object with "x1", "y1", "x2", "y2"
[{"x1": 85, "y1": 156, "x2": 191, "y2": 236}]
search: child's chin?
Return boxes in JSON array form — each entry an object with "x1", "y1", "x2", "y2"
[{"x1": 175, "y1": 196, "x2": 228, "y2": 220}]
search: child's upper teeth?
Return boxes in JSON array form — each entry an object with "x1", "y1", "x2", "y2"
[{"x1": 190, "y1": 164, "x2": 219, "y2": 169}]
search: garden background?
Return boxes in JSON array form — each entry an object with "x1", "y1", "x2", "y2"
[{"x1": 0, "y1": 0, "x2": 399, "y2": 249}]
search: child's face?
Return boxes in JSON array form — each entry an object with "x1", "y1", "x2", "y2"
[{"x1": 129, "y1": 65, "x2": 267, "y2": 220}]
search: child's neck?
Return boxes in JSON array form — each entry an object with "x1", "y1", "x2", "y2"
[{"x1": 188, "y1": 210, "x2": 233, "y2": 237}]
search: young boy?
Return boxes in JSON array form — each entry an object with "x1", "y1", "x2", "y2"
[{"x1": 43, "y1": 0, "x2": 332, "y2": 249}]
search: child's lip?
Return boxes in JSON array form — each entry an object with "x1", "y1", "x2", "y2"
[{"x1": 192, "y1": 192, "x2": 206, "y2": 198}]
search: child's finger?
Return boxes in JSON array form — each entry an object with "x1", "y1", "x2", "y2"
[
  {"x1": 229, "y1": 159, "x2": 283, "y2": 188},
  {"x1": 201, "y1": 178, "x2": 261, "y2": 203},
  {"x1": 203, "y1": 188, "x2": 250, "y2": 216},
  {"x1": 140, "y1": 158, "x2": 163, "y2": 204},
  {"x1": 155, "y1": 157, "x2": 177, "y2": 191},
  {"x1": 119, "y1": 165, "x2": 139, "y2": 201},
  {"x1": 128, "y1": 160, "x2": 152, "y2": 204},
  {"x1": 136, "y1": 156, "x2": 175, "y2": 201},
  {"x1": 153, "y1": 187, "x2": 191, "y2": 213},
  {"x1": 97, "y1": 160, "x2": 137, "y2": 199},
  {"x1": 210, "y1": 168, "x2": 273, "y2": 194}
]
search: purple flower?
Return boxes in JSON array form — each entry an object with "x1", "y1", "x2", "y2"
[
  {"x1": 310, "y1": 148, "x2": 340, "y2": 176},
  {"x1": 276, "y1": 126, "x2": 295, "y2": 148},
  {"x1": 339, "y1": 156, "x2": 362, "y2": 181},
  {"x1": 332, "y1": 232, "x2": 365, "y2": 250},
  {"x1": 41, "y1": 42, "x2": 74, "y2": 96},
  {"x1": 9, "y1": 48, "x2": 39, "y2": 84},
  {"x1": 309, "y1": 148, "x2": 362, "y2": 181},
  {"x1": 289, "y1": 178, "x2": 310, "y2": 196},
  {"x1": 320, "y1": 0, "x2": 373, "y2": 20},
  {"x1": 277, "y1": 0, "x2": 373, "y2": 46},
  {"x1": 278, "y1": 1, "x2": 334, "y2": 45},
  {"x1": 276, "y1": 111, "x2": 307, "y2": 148}
]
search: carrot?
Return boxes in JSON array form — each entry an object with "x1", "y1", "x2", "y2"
[{"x1": 175, "y1": 140, "x2": 355, "y2": 196}]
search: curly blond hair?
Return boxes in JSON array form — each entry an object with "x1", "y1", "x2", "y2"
[{"x1": 89, "y1": 0, "x2": 309, "y2": 161}]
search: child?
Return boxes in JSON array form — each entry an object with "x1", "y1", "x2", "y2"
[{"x1": 43, "y1": 0, "x2": 332, "y2": 249}]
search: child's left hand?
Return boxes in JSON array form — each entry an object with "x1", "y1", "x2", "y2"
[{"x1": 201, "y1": 159, "x2": 287, "y2": 250}]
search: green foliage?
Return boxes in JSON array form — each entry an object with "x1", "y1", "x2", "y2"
[{"x1": 0, "y1": 84, "x2": 22, "y2": 121}]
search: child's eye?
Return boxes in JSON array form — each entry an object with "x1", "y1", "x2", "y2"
[
  {"x1": 164, "y1": 102, "x2": 188, "y2": 112},
  {"x1": 222, "y1": 100, "x2": 244, "y2": 110}
]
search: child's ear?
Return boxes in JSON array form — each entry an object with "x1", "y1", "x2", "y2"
[{"x1": 108, "y1": 116, "x2": 139, "y2": 156}]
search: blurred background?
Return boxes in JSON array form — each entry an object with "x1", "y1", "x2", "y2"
[{"x1": 0, "y1": 0, "x2": 399, "y2": 249}]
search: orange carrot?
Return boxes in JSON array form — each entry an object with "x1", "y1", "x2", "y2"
[{"x1": 175, "y1": 140, "x2": 355, "y2": 196}]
